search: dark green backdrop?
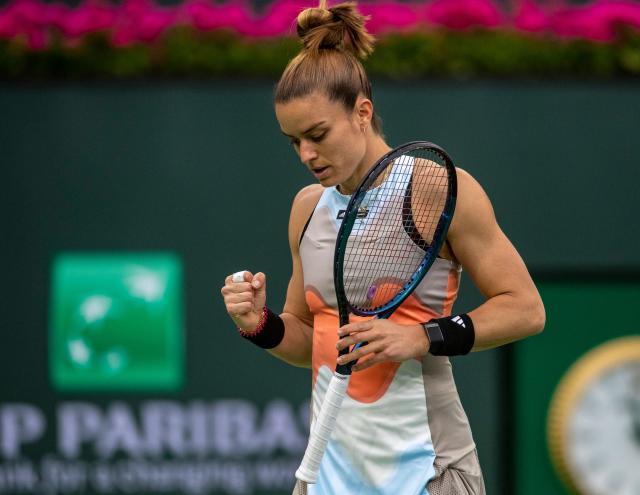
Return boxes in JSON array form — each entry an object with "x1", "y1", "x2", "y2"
[{"x1": 1, "y1": 82, "x2": 638, "y2": 494}]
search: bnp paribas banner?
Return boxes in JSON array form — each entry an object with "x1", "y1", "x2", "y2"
[{"x1": 1, "y1": 253, "x2": 309, "y2": 495}]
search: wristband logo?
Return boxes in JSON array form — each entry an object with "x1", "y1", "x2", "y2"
[
  {"x1": 49, "y1": 253, "x2": 183, "y2": 391},
  {"x1": 451, "y1": 315, "x2": 467, "y2": 328}
]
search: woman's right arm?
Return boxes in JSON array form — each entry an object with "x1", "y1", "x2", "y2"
[{"x1": 220, "y1": 184, "x2": 323, "y2": 368}]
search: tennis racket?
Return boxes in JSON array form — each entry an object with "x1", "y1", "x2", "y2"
[{"x1": 294, "y1": 141, "x2": 457, "y2": 484}]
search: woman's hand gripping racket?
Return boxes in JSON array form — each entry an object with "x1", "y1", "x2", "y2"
[{"x1": 295, "y1": 141, "x2": 458, "y2": 484}]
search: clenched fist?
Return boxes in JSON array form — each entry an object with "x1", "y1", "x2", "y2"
[{"x1": 221, "y1": 270, "x2": 267, "y2": 333}]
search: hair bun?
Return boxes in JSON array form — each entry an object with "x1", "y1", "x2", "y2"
[
  {"x1": 296, "y1": 7, "x2": 334, "y2": 38},
  {"x1": 296, "y1": 2, "x2": 374, "y2": 59}
]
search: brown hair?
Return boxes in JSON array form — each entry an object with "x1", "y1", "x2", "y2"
[{"x1": 274, "y1": 1, "x2": 382, "y2": 134}]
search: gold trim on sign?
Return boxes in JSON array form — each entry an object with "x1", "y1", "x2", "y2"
[{"x1": 547, "y1": 336, "x2": 640, "y2": 495}]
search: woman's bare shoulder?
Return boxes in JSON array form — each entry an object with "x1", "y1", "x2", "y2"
[
  {"x1": 294, "y1": 183, "x2": 324, "y2": 205},
  {"x1": 291, "y1": 184, "x2": 324, "y2": 219},
  {"x1": 288, "y1": 184, "x2": 324, "y2": 245}
]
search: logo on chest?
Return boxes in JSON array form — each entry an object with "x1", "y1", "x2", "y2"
[{"x1": 337, "y1": 207, "x2": 369, "y2": 220}]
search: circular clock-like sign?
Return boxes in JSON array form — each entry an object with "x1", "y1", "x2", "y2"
[{"x1": 547, "y1": 336, "x2": 640, "y2": 495}]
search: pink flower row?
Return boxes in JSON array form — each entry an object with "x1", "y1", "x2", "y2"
[{"x1": 1, "y1": 0, "x2": 640, "y2": 50}]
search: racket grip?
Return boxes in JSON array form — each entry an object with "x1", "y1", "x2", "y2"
[{"x1": 295, "y1": 372, "x2": 350, "y2": 484}]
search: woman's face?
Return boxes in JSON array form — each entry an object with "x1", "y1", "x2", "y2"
[{"x1": 275, "y1": 92, "x2": 369, "y2": 192}]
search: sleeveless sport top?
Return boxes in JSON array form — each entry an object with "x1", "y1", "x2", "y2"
[{"x1": 299, "y1": 172, "x2": 477, "y2": 494}]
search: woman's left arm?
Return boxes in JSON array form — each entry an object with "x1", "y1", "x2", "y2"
[
  {"x1": 336, "y1": 168, "x2": 545, "y2": 370},
  {"x1": 448, "y1": 168, "x2": 545, "y2": 351}
]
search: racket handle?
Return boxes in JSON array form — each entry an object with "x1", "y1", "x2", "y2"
[{"x1": 295, "y1": 372, "x2": 350, "y2": 484}]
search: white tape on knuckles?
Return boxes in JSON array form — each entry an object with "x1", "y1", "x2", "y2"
[
  {"x1": 295, "y1": 372, "x2": 351, "y2": 484},
  {"x1": 232, "y1": 271, "x2": 247, "y2": 283}
]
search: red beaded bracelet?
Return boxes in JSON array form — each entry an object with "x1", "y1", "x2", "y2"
[
  {"x1": 237, "y1": 307, "x2": 285, "y2": 349},
  {"x1": 238, "y1": 306, "x2": 269, "y2": 338}
]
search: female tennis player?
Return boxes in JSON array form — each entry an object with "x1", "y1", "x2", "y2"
[{"x1": 220, "y1": 2, "x2": 545, "y2": 493}]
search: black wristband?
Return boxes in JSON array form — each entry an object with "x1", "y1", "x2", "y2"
[
  {"x1": 238, "y1": 307, "x2": 285, "y2": 349},
  {"x1": 422, "y1": 314, "x2": 475, "y2": 356}
]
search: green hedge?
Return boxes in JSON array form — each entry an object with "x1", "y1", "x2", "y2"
[{"x1": 2, "y1": 28, "x2": 640, "y2": 79}]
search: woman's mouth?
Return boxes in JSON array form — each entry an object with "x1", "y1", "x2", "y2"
[{"x1": 311, "y1": 166, "x2": 330, "y2": 179}]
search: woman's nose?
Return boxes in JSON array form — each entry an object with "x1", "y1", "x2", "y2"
[{"x1": 299, "y1": 139, "x2": 318, "y2": 164}]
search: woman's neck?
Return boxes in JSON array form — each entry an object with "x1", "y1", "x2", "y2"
[{"x1": 338, "y1": 134, "x2": 391, "y2": 195}]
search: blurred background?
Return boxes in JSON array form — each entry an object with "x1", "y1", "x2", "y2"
[{"x1": 1, "y1": 0, "x2": 639, "y2": 494}]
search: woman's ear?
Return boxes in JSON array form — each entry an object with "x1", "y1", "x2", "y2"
[{"x1": 355, "y1": 96, "x2": 374, "y2": 128}]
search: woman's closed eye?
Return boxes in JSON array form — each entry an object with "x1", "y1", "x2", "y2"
[
  {"x1": 309, "y1": 131, "x2": 327, "y2": 143},
  {"x1": 296, "y1": 131, "x2": 327, "y2": 143},
  {"x1": 287, "y1": 129, "x2": 327, "y2": 149}
]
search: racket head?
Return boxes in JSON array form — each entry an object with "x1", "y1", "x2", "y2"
[{"x1": 334, "y1": 141, "x2": 457, "y2": 320}]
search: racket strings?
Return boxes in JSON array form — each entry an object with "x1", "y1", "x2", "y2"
[{"x1": 343, "y1": 148, "x2": 450, "y2": 311}]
